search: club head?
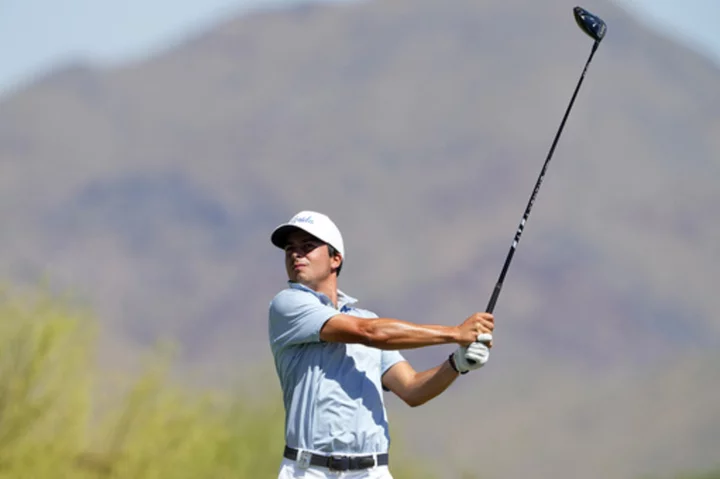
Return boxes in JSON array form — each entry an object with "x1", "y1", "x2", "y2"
[{"x1": 574, "y1": 6, "x2": 607, "y2": 42}]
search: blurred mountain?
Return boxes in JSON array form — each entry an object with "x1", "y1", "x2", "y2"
[{"x1": 0, "y1": 0, "x2": 718, "y2": 477}]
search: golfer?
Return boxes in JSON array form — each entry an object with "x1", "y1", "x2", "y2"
[{"x1": 269, "y1": 210, "x2": 494, "y2": 478}]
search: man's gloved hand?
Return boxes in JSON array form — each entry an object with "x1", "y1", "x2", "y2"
[{"x1": 450, "y1": 333, "x2": 492, "y2": 374}]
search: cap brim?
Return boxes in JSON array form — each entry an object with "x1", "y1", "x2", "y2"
[{"x1": 271, "y1": 224, "x2": 315, "y2": 250}]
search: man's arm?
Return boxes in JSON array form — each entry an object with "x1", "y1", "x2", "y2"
[
  {"x1": 381, "y1": 338, "x2": 493, "y2": 407},
  {"x1": 380, "y1": 360, "x2": 459, "y2": 407},
  {"x1": 319, "y1": 313, "x2": 493, "y2": 350}
]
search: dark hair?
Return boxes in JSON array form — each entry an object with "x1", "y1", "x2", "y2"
[{"x1": 327, "y1": 245, "x2": 343, "y2": 277}]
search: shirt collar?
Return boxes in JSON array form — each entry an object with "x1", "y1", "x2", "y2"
[{"x1": 287, "y1": 281, "x2": 358, "y2": 310}]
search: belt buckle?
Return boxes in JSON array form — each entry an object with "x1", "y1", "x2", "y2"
[
  {"x1": 296, "y1": 450, "x2": 312, "y2": 469},
  {"x1": 328, "y1": 455, "x2": 350, "y2": 472}
]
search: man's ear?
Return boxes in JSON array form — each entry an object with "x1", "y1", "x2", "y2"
[{"x1": 331, "y1": 253, "x2": 343, "y2": 270}]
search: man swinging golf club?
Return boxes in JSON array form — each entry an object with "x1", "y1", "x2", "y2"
[
  {"x1": 269, "y1": 210, "x2": 494, "y2": 478},
  {"x1": 268, "y1": 4, "x2": 606, "y2": 475}
]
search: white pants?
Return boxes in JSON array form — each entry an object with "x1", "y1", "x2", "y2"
[{"x1": 277, "y1": 458, "x2": 394, "y2": 479}]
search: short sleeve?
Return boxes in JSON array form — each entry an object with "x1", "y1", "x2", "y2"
[
  {"x1": 379, "y1": 350, "x2": 406, "y2": 392},
  {"x1": 269, "y1": 289, "x2": 339, "y2": 351},
  {"x1": 381, "y1": 350, "x2": 406, "y2": 375}
]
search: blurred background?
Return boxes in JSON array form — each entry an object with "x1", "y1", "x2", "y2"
[{"x1": 0, "y1": 0, "x2": 718, "y2": 478}]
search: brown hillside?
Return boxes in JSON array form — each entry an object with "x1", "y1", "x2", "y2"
[{"x1": 0, "y1": 0, "x2": 718, "y2": 477}]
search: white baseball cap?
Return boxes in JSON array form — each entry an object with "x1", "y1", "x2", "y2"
[{"x1": 270, "y1": 210, "x2": 345, "y2": 258}]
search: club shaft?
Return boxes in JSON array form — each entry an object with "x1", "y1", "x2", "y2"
[{"x1": 485, "y1": 41, "x2": 599, "y2": 314}]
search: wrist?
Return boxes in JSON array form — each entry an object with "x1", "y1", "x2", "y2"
[
  {"x1": 450, "y1": 326, "x2": 463, "y2": 344},
  {"x1": 448, "y1": 352, "x2": 467, "y2": 375}
]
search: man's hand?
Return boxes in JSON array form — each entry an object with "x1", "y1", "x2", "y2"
[
  {"x1": 456, "y1": 313, "x2": 494, "y2": 346},
  {"x1": 451, "y1": 333, "x2": 492, "y2": 374}
]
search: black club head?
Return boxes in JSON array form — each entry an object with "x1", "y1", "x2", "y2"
[{"x1": 574, "y1": 6, "x2": 607, "y2": 42}]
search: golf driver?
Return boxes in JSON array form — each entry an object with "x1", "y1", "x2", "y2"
[{"x1": 468, "y1": 6, "x2": 606, "y2": 362}]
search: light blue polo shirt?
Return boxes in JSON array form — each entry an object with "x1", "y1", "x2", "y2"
[{"x1": 268, "y1": 282, "x2": 406, "y2": 455}]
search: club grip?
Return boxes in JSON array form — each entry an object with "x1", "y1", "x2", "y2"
[
  {"x1": 485, "y1": 282, "x2": 502, "y2": 314},
  {"x1": 465, "y1": 283, "x2": 502, "y2": 365}
]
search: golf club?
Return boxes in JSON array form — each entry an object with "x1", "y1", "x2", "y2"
[{"x1": 468, "y1": 6, "x2": 606, "y2": 362}]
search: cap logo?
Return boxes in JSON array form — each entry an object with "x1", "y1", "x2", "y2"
[{"x1": 292, "y1": 215, "x2": 315, "y2": 224}]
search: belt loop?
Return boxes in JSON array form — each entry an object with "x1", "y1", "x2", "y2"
[{"x1": 372, "y1": 453, "x2": 378, "y2": 469}]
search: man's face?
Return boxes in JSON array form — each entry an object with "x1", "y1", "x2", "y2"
[{"x1": 284, "y1": 230, "x2": 342, "y2": 287}]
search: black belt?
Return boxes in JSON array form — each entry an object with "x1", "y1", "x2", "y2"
[{"x1": 284, "y1": 445, "x2": 389, "y2": 471}]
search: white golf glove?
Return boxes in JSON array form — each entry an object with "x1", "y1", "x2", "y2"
[{"x1": 451, "y1": 333, "x2": 492, "y2": 374}]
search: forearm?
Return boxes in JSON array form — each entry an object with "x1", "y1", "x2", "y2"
[
  {"x1": 400, "y1": 359, "x2": 459, "y2": 407},
  {"x1": 364, "y1": 318, "x2": 459, "y2": 350}
]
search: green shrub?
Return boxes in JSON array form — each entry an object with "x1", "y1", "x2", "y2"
[{"x1": 0, "y1": 285, "x2": 435, "y2": 478}]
